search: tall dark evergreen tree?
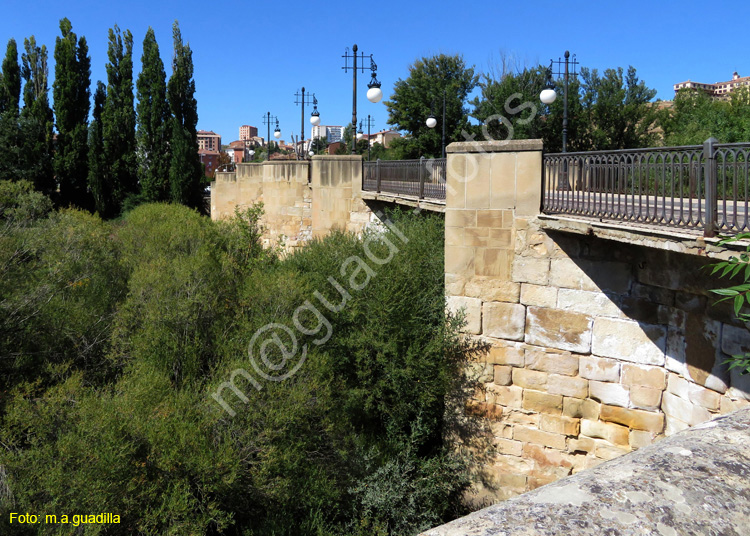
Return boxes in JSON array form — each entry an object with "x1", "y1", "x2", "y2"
[
  {"x1": 19, "y1": 36, "x2": 54, "y2": 195},
  {"x1": 0, "y1": 39, "x2": 21, "y2": 181},
  {"x1": 136, "y1": 27, "x2": 170, "y2": 202},
  {"x1": 167, "y1": 21, "x2": 204, "y2": 211},
  {"x1": 88, "y1": 81, "x2": 107, "y2": 214},
  {"x1": 53, "y1": 18, "x2": 91, "y2": 209},
  {"x1": 100, "y1": 25, "x2": 136, "y2": 217}
]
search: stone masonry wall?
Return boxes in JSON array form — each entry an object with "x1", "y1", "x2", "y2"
[
  {"x1": 211, "y1": 161, "x2": 312, "y2": 250},
  {"x1": 444, "y1": 140, "x2": 750, "y2": 505},
  {"x1": 211, "y1": 156, "x2": 377, "y2": 251}
]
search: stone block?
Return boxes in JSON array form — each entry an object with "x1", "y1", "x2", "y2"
[
  {"x1": 525, "y1": 348, "x2": 579, "y2": 376},
  {"x1": 520, "y1": 284, "x2": 558, "y2": 308},
  {"x1": 522, "y1": 389, "x2": 563, "y2": 415},
  {"x1": 664, "y1": 415, "x2": 690, "y2": 436},
  {"x1": 494, "y1": 438, "x2": 524, "y2": 456},
  {"x1": 444, "y1": 245, "x2": 474, "y2": 277},
  {"x1": 466, "y1": 400, "x2": 502, "y2": 419},
  {"x1": 493, "y1": 365, "x2": 513, "y2": 386},
  {"x1": 463, "y1": 226, "x2": 489, "y2": 247},
  {"x1": 600, "y1": 404, "x2": 665, "y2": 432},
  {"x1": 667, "y1": 373, "x2": 691, "y2": 399},
  {"x1": 540, "y1": 414, "x2": 580, "y2": 436},
  {"x1": 688, "y1": 383, "x2": 722, "y2": 411},
  {"x1": 489, "y1": 228, "x2": 513, "y2": 249},
  {"x1": 487, "y1": 343, "x2": 524, "y2": 366},
  {"x1": 629, "y1": 429, "x2": 657, "y2": 449},
  {"x1": 476, "y1": 210, "x2": 505, "y2": 229},
  {"x1": 465, "y1": 155, "x2": 491, "y2": 209},
  {"x1": 512, "y1": 368, "x2": 548, "y2": 391},
  {"x1": 589, "y1": 380, "x2": 630, "y2": 408},
  {"x1": 513, "y1": 426, "x2": 566, "y2": 450},
  {"x1": 476, "y1": 248, "x2": 511, "y2": 278},
  {"x1": 568, "y1": 436, "x2": 596, "y2": 454},
  {"x1": 525, "y1": 307, "x2": 593, "y2": 353},
  {"x1": 547, "y1": 374, "x2": 589, "y2": 399},
  {"x1": 621, "y1": 364, "x2": 667, "y2": 390},
  {"x1": 592, "y1": 317, "x2": 666, "y2": 366},
  {"x1": 446, "y1": 296, "x2": 482, "y2": 335},
  {"x1": 488, "y1": 152, "x2": 517, "y2": 210},
  {"x1": 464, "y1": 279, "x2": 521, "y2": 303},
  {"x1": 662, "y1": 392, "x2": 712, "y2": 427},
  {"x1": 483, "y1": 302, "x2": 526, "y2": 341},
  {"x1": 720, "y1": 395, "x2": 750, "y2": 414},
  {"x1": 503, "y1": 409, "x2": 540, "y2": 427},
  {"x1": 556, "y1": 289, "x2": 622, "y2": 318},
  {"x1": 594, "y1": 440, "x2": 631, "y2": 461},
  {"x1": 523, "y1": 443, "x2": 574, "y2": 472},
  {"x1": 445, "y1": 208, "x2": 476, "y2": 228},
  {"x1": 515, "y1": 151, "x2": 543, "y2": 216},
  {"x1": 487, "y1": 384, "x2": 523, "y2": 408},
  {"x1": 629, "y1": 386, "x2": 663, "y2": 410},
  {"x1": 563, "y1": 397, "x2": 600, "y2": 420},
  {"x1": 581, "y1": 419, "x2": 630, "y2": 446},
  {"x1": 511, "y1": 256, "x2": 550, "y2": 285},
  {"x1": 579, "y1": 356, "x2": 621, "y2": 382}
]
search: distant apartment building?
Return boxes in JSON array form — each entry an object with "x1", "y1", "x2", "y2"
[
  {"x1": 199, "y1": 149, "x2": 220, "y2": 177},
  {"x1": 674, "y1": 72, "x2": 750, "y2": 100},
  {"x1": 366, "y1": 129, "x2": 401, "y2": 148},
  {"x1": 239, "y1": 125, "x2": 258, "y2": 141},
  {"x1": 311, "y1": 125, "x2": 344, "y2": 144},
  {"x1": 197, "y1": 130, "x2": 221, "y2": 152},
  {"x1": 227, "y1": 140, "x2": 248, "y2": 164}
]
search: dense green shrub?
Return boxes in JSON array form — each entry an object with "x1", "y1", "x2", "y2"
[{"x1": 0, "y1": 188, "x2": 482, "y2": 536}]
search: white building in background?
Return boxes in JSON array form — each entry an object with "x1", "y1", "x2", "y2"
[{"x1": 311, "y1": 125, "x2": 344, "y2": 144}]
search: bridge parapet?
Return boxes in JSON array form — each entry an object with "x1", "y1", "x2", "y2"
[{"x1": 444, "y1": 139, "x2": 750, "y2": 505}]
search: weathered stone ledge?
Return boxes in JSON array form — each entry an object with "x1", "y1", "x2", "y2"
[
  {"x1": 447, "y1": 139, "x2": 544, "y2": 153},
  {"x1": 360, "y1": 191, "x2": 446, "y2": 213},
  {"x1": 537, "y1": 214, "x2": 750, "y2": 260},
  {"x1": 422, "y1": 407, "x2": 750, "y2": 536}
]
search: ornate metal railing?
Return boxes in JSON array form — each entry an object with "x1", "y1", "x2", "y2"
[
  {"x1": 363, "y1": 157, "x2": 446, "y2": 200},
  {"x1": 542, "y1": 139, "x2": 750, "y2": 236}
]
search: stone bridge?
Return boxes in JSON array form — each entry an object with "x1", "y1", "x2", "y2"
[{"x1": 211, "y1": 141, "x2": 750, "y2": 512}]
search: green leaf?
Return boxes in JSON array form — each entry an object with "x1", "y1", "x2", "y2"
[{"x1": 710, "y1": 288, "x2": 740, "y2": 296}]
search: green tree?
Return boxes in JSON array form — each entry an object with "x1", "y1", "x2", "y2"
[
  {"x1": 167, "y1": 21, "x2": 204, "y2": 211},
  {"x1": 136, "y1": 27, "x2": 170, "y2": 203},
  {"x1": 658, "y1": 87, "x2": 750, "y2": 145},
  {"x1": 19, "y1": 36, "x2": 54, "y2": 195},
  {"x1": 53, "y1": 18, "x2": 91, "y2": 209},
  {"x1": 0, "y1": 39, "x2": 21, "y2": 182},
  {"x1": 88, "y1": 81, "x2": 107, "y2": 214},
  {"x1": 385, "y1": 53, "x2": 479, "y2": 158},
  {"x1": 100, "y1": 25, "x2": 137, "y2": 218},
  {"x1": 310, "y1": 135, "x2": 327, "y2": 155},
  {"x1": 578, "y1": 66, "x2": 658, "y2": 150}
]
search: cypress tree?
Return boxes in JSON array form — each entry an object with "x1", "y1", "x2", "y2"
[
  {"x1": 88, "y1": 81, "x2": 107, "y2": 214},
  {"x1": 0, "y1": 39, "x2": 21, "y2": 181},
  {"x1": 19, "y1": 36, "x2": 54, "y2": 195},
  {"x1": 100, "y1": 25, "x2": 136, "y2": 217},
  {"x1": 53, "y1": 18, "x2": 91, "y2": 209},
  {"x1": 136, "y1": 27, "x2": 170, "y2": 202},
  {"x1": 167, "y1": 21, "x2": 204, "y2": 212}
]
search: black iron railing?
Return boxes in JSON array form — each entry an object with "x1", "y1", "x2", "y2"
[
  {"x1": 542, "y1": 139, "x2": 750, "y2": 237},
  {"x1": 363, "y1": 157, "x2": 446, "y2": 200}
]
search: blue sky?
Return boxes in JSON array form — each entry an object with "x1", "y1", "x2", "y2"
[{"x1": 0, "y1": 0, "x2": 747, "y2": 145}]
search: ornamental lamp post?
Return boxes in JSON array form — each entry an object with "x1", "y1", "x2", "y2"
[
  {"x1": 262, "y1": 112, "x2": 281, "y2": 161},
  {"x1": 295, "y1": 88, "x2": 320, "y2": 158},
  {"x1": 540, "y1": 51, "x2": 579, "y2": 190},
  {"x1": 342, "y1": 44, "x2": 382, "y2": 154}
]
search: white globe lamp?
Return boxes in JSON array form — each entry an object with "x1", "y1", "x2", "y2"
[
  {"x1": 310, "y1": 114, "x2": 320, "y2": 126},
  {"x1": 426, "y1": 116, "x2": 437, "y2": 129},
  {"x1": 540, "y1": 88, "x2": 557, "y2": 105}
]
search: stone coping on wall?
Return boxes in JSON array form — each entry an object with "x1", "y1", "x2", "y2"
[
  {"x1": 360, "y1": 191, "x2": 446, "y2": 213},
  {"x1": 421, "y1": 407, "x2": 750, "y2": 536},
  {"x1": 447, "y1": 139, "x2": 544, "y2": 154},
  {"x1": 537, "y1": 214, "x2": 750, "y2": 261}
]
